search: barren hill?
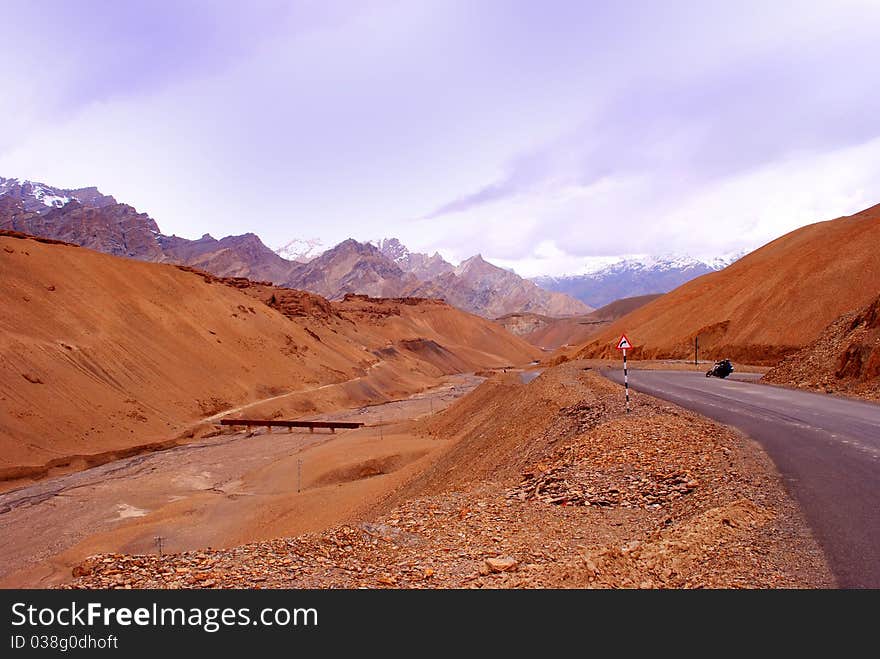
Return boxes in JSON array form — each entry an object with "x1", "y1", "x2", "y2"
[
  {"x1": 762, "y1": 294, "x2": 880, "y2": 399},
  {"x1": 159, "y1": 233, "x2": 299, "y2": 282},
  {"x1": 575, "y1": 203, "x2": 880, "y2": 364},
  {"x1": 592, "y1": 294, "x2": 665, "y2": 321},
  {"x1": 0, "y1": 232, "x2": 538, "y2": 487},
  {"x1": 285, "y1": 239, "x2": 418, "y2": 299},
  {"x1": 409, "y1": 254, "x2": 591, "y2": 318},
  {"x1": 497, "y1": 294, "x2": 662, "y2": 350}
]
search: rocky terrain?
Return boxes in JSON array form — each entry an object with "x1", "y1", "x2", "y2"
[
  {"x1": 376, "y1": 237, "x2": 454, "y2": 280},
  {"x1": 159, "y1": 232, "x2": 298, "y2": 282},
  {"x1": 285, "y1": 239, "x2": 419, "y2": 299},
  {"x1": 0, "y1": 177, "x2": 115, "y2": 213},
  {"x1": 413, "y1": 264, "x2": 585, "y2": 319},
  {"x1": 763, "y1": 294, "x2": 880, "y2": 400},
  {"x1": 576, "y1": 203, "x2": 880, "y2": 365},
  {"x1": 0, "y1": 194, "x2": 164, "y2": 260},
  {"x1": 376, "y1": 238, "x2": 590, "y2": 317},
  {"x1": 0, "y1": 180, "x2": 299, "y2": 282},
  {"x1": 65, "y1": 365, "x2": 832, "y2": 589}
]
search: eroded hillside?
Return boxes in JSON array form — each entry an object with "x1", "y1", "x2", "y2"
[
  {"x1": 763, "y1": 294, "x2": 880, "y2": 399},
  {"x1": 0, "y1": 232, "x2": 537, "y2": 486},
  {"x1": 575, "y1": 204, "x2": 880, "y2": 364}
]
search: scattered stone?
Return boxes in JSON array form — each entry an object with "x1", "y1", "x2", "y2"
[{"x1": 484, "y1": 556, "x2": 519, "y2": 573}]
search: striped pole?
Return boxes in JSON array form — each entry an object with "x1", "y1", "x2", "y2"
[{"x1": 624, "y1": 349, "x2": 629, "y2": 413}]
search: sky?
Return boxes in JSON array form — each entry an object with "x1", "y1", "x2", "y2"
[{"x1": 1, "y1": 0, "x2": 879, "y2": 276}]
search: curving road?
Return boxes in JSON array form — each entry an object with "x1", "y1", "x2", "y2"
[{"x1": 601, "y1": 368, "x2": 880, "y2": 588}]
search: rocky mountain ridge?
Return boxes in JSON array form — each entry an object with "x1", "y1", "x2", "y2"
[
  {"x1": 534, "y1": 254, "x2": 742, "y2": 308},
  {"x1": 0, "y1": 177, "x2": 588, "y2": 318}
]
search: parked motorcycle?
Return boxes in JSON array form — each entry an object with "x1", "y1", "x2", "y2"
[{"x1": 706, "y1": 359, "x2": 734, "y2": 378}]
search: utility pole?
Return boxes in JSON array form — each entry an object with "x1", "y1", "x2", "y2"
[{"x1": 694, "y1": 336, "x2": 699, "y2": 366}]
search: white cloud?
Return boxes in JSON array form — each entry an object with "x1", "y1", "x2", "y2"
[
  {"x1": 0, "y1": 0, "x2": 878, "y2": 277},
  {"x1": 431, "y1": 135, "x2": 880, "y2": 277}
]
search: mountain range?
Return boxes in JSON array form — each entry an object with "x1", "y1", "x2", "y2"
[
  {"x1": 0, "y1": 177, "x2": 589, "y2": 318},
  {"x1": 2, "y1": 176, "x2": 742, "y2": 318},
  {"x1": 534, "y1": 254, "x2": 742, "y2": 308}
]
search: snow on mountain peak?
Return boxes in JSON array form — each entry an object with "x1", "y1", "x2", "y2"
[
  {"x1": 374, "y1": 238, "x2": 409, "y2": 264},
  {"x1": 532, "y1": 251, "x2": 745, "y2": 308},
  {"x1": 572, "y1": 252, "x2": 742, "y2": 278},
  {"x1": 31, "y1": 184, "x2": 71, "y2": 209},
  {"x1": 0, "y1": 177, "x2": 73, "y2": 210},
  {"x1": 275, "y1": 237, "x2": 324, "y2": 263}
]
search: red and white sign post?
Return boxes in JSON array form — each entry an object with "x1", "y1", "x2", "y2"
[{"x1": 616, "y1": 334, "x2": 633, "y2": 413}]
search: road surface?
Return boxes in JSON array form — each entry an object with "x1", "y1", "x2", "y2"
[{"x1": 602, "y1": 368, "x2": 880, "y2": 588}]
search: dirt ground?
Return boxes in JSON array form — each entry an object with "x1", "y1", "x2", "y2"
[
  {"x1": 0, "y1": 375, "x2": 481, "y2": 588},
  {"x1": 64, "y1": 363, "x2": 833, "y2": 589}
]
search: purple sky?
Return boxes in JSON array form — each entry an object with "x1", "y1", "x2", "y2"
[{"x1": 1, "y1": 0, "x2": 879, "y2": 276}]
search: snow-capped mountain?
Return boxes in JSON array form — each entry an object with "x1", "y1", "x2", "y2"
[
  {"x1": 0, "y1": 176, "x2": 116, "y2": 213},
  {"x1": 275, "y1": 237, "x2": 324, "y2": 263},
  {"x1": 374, "y1": 237, "x2": 409, "y2": 263},
  {"x1": 0, "y1": 175, "x2": 291, "y2": 276},
  {"x1": 374, "y1": 237, "x2": 455, "y2": 280},
  {"x1": 585, "y1": 253, "x2": 743, "y2": 276},
  {"x1": 370, "y1": 238, "x2": 590, "y2": 316},
  {"x1": 534, "y1": 253, "x2": 743, "y2": 308}
]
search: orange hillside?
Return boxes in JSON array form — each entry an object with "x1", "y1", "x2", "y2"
[
  {"x1": 575, "y1": 203, "x2": 880, "y2": 364},
  {"x1": 0, "y1": 233, "x2": 537, "y2": 484}
]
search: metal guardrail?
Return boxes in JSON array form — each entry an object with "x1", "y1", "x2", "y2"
[{"x1": 219, "y1": 419, "x2": 364, "y2": 433}]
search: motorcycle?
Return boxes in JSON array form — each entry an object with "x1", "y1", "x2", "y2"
[{"x1": 706, "y1": 359, "x2": 734, "y2": 379}]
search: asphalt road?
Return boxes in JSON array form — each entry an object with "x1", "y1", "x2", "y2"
[{"x1": 602, "y1": 368, "x2": 880, "y2": 588}]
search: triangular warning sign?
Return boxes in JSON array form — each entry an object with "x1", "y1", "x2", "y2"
[{"x1": 616, "y1": 334, "x2": 632, "y2": 350}]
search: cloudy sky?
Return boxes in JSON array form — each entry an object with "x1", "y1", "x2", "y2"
[{"x1": 1, "y1": 0, "x2": 878, "y2": 276}]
